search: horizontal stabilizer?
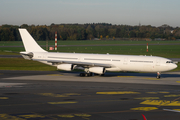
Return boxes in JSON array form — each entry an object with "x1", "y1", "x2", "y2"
[{"x1": 20, "y1": 51, "x2": 33, "y2": 60}]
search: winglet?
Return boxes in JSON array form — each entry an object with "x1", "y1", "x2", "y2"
[{"x1": 19, "y1": 28, "x2": 47, "y2": 52}]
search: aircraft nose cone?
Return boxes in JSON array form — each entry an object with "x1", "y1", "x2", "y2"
[
  {"x1": 174, "y1": 64, "x2": 178, "y2": 69},
  {"x1": 170, "y1": 64, "x2": 177, "y2": 70}
]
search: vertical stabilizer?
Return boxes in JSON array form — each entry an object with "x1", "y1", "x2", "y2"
[{"x1": 19, "y1": 29, "x2": 47, "y2": 52}]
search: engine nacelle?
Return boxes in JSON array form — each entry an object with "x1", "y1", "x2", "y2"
[
  {"x1": 57, "y1": 64, "x2": 74, "y2": 71},
  {"x1": 89, "y1": 67, "x2": 106, "y2": 74}
]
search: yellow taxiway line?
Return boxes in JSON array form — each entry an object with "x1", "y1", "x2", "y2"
[
  {"x1": 96, "y1": 91, "x2": 140, "y2": 95},
  {"x1": 48, "y1": 101, "x2": 78, "y2": 105}
]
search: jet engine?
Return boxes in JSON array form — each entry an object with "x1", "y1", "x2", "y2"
[
  {"x1": 57, "y1": 64, "x2": 74, "y2": 71},
  {"x1": 89, "y1": 67, "x2": 106, "y2": 74}
]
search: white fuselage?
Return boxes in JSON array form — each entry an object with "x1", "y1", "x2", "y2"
[
  {"x1": 18, "y1": 28, "x2": 177, "y2": 78},
  {"x1": 32, "y1": 52, "x2": 177, "y2": 73}
]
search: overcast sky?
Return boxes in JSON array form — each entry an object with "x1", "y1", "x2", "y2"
[{"x1": 0, "y1": 0, "x2": 179, "y2": 27}]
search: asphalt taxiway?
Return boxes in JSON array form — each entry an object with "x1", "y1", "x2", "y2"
[{"x1": 1, "y1": 70, "x2": 180, "y2": 120}]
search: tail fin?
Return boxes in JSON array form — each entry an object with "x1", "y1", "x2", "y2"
[{"x1": 19, "y1": 28, "x2": 47, "y2": 52}]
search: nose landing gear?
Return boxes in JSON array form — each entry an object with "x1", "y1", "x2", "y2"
[{"x1": 157, "y1": 72, "x2": 161, "y2": 79}]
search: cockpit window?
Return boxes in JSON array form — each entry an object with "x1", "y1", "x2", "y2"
[{"x1": 166, "y1": 61, "x2": 173, "y2": 63}]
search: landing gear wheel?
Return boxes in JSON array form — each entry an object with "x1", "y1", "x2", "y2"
[
  {"x1": 101, "y1": 74, "x2": 105, "y2": 76},
  {"x1": 80, "y1": 73, "x2": 93, "y2": 77},
  {"x1": 85, "y1": 73, "x2": 89, "y2": 77},
  {"x1": 156, "y1": 72, "x2": 161, "y2": 79},
  {"x1": 80, "y1": 73, "x2": 85, "y2": 77},
  {"x1": 89, "y1": 72, "x2": 93, "y2": 76},
  {"x1": 156, "y1": 75, "x2": 161, "y2": 79}
]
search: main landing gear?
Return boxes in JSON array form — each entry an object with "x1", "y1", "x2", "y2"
[
  {"x1": 157, "y1": 72, "x2": 161, "y2": 79},
  {"x1": 79, "y1": 73, "x2": 104, "y2": 77},
  {"x1": 79, "y1": 72, "x2": 93, "y2": 77}
]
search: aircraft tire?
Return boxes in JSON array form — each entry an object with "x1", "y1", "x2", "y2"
[
  {"x1": 156, "y1": 75, "x2": 160, "y2": 79},
  {"x1": 101, "y1": 74, "x2": 105, "y2": 76},
  {"x1": 80, "y1": 73, "x2": 85, "y2": 77},
  {"x1": 85, "y1": 73, "x2": 89, "y2": 77},
  {"x1": 89, "y1": 72, "x2": 93, "y2": 76},
  {"x1": 80, "y1": 73, "x2": 94, "y2": 77}
]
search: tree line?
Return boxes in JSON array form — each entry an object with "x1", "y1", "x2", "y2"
[{"x1": 0, "y1": 23, "x2": 180, "y2": 41}]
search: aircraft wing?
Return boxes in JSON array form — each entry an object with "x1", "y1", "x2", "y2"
[{"x1": 33, "y1": 59, "x2": 112, "y2": 68}]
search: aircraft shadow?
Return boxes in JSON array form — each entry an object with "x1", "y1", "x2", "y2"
[{"x1": 58, "y1": 71, "x2": 180, "y2": 78}]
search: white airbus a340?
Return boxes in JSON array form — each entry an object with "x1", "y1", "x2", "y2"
[{"x1": 19, "y1": 29, "x2": 177, "y2": 79}]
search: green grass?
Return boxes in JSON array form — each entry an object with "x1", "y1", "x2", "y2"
[
  {"x1": 0, "y1": 40, "x2": 180, "y2": 71},
  {"x1": 0, "y1": 41, "x2": 23, "y2": 46},
  {"x1": 47, "y1": 40, "x2": 180, "y2": 46},
  {"x1": 0, "y1": 58, "x2": 56, "y2": 71},
  {"x1": 1, "y1": 40, "x2": 180, "y2": 46},
  {"x1": 51, "y1": 45, "x2": 180, "y2": 58},
  {"x1": 1, "y1": 42, "x2": 180, "y2": 58}
]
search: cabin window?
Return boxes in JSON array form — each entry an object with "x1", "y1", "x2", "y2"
[
  {"x1": 130, "y1": 60, "x2": 153, "y2": 63},
  {"x1": 48, "y1": 56, "x2": 78, "y2": 60},
  {"x1": 84, "y1": 58, "x2": 111, "y2": 61},
  {"x1": 112, "y1": 59, "x2": 121, "y2": 62}
]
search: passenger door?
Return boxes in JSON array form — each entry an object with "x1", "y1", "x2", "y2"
[
  {"x1": 123, "y1": 58, "x2": 128, "y2": 65},
  {"x1": 156, "y1": 59, "x2": 160, "y2": 66}
]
